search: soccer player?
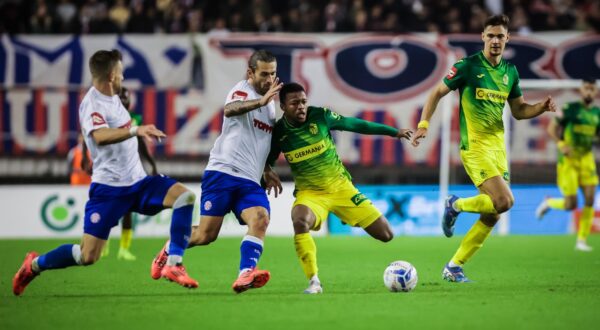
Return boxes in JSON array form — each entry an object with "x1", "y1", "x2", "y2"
[
  {"x1": 149, "y1": 50, "x2": 284, "y2": 293},
  {"x1": 535, "y1": 79, "x2": 600, "y2": 252},
  {"x1": 12, "y1": 49, "x2": 198, "y2": 296},
  {"x1": 411, "y1": 14, "x2": 557, "y2": 282},
  {"x1": 95, "y1": 87, "x2": 159, "y2": 261},
  {"x1": 266, "y1": 82, "x2": 413, "y2": 294}
]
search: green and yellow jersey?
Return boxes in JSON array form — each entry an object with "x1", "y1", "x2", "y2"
[
  {"x1": 267, "y1": 106, "x2": 398, "y2": 192},
  {"x1": 444, "y1": 51, "x2": 522, "y2": 151},
  {"x1": 557, "y1": 101, "x2": 600, "y2": 157},
  {"x1": 130, "y1": 113, "x2": 142, "y2": 126}
]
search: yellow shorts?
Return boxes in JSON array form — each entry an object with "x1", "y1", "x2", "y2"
[
  {"x1": 461, "y1": 148, "x2": 509, "y2": 187},
  {"x1": 557, "y1": 152, "x2": 598, "y2": 196},
  {"x1": 293, "y1": 180, "x2": 381, "y2": 231}
]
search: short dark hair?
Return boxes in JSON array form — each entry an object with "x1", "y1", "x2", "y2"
[
  {"x1": 119, "y1": 87, "x2": 131, "y2": 110},
  {"x1": 89, "y1": 49, "x2": 122, "y2": 80},
  {"x1": 484, "y1": 14, "x2": 510, "y2": 30},
  {"x1": 279, "y1": 82, "x2": 305, "y2": 103},
  {"x1": 248, "y1": 50, "x2": 276, "y2": 72},
  {"x1": 583, "y1": 77, "x2": 596, "y2": 85}
]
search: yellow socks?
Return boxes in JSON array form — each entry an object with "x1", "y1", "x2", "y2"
[
  {"x1": 120, "y1": 228, "x2": 133, "y2": 250},
  {"x1": 547, "y1": 198, "x2": 566, "y2": 210},
  {"x1": 294, "y1": 233, "x2": 318, "y2": 279},
  {"x1": 451, "y1": 220, "x2": 493, "y2": 265},
  {"x1": 578, "y1": 206, "x2": 594, "y2": 241},
  {"x1": 455, "y1": 194, "x2": 497, "y2": 214}
]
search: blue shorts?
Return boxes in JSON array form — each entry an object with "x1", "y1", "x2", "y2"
[
  {"x1": 200, "y1": 170, "x2": 270, "y2": 224},
  {"x1": 84, "y1": 175, "x2": 177, "y2": 239}
]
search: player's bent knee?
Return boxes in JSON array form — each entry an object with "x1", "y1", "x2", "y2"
[
  {"x1": 292, "y1": 217, "x2": 311, "y2": 233},
  {"x1": 173, "y1": 190, "x2": 196, "y2": 209},
  {"x1": 564, "y1": 199, "x2": 578, "y2": 210},
  {"x1": 493, "y1": 195, "x2": 514, "y2": 213}
]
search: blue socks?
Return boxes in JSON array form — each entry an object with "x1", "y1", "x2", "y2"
[
  {"x1": 168, "y1": 191, "x2": 194, "y2": 258},
  {"x1": 36, "y1": 244, "x2": 81, "y2": 271},
  {"x1": 239, "y1": 235, "x2": 263, "y2": 271}
]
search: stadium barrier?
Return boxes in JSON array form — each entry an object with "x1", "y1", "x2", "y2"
[{"x1": 2, "y1": 184, "x2": 598, "y2": 238}]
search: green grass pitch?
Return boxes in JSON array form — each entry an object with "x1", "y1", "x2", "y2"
[{"x1": 1, "y1": 235, "x2": 599, "y2": 329}]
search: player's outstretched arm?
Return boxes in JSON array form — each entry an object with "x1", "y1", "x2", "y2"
[
  {"x1": 328, "y1": 114, "x2": 411, "y2": 139},
  {"x1": 224, "y1": 78, "x2": 283, "y2": 117},
  {"x1": 508, "y1": 95, "x2": 557, "y2": 120},
  {"x1": 412, "y1": 82, "x2": 451, "y2": 147},
  {"x1": 92, "y1": 124, "x2": 166, "y2": 146}
]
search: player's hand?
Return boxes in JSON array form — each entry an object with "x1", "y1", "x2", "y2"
[
  {"x1": 559, "y1": 144, "x2": 572, "y2": 157},
  {"x1": 543, "y1": 96, "x2": 557, "y2": 113},
  {"x1": 396, "y1": 129, "x2": 413, "y2": 140},
  {"x1": 260, "y1": 77, "x2": 283, "y2": 106},
  {"x1": 263, "y1": 167, "x2": 283, "y2": 198},
  {"x1": 137, "y1": 124, "x2": 166, "y2": 143},
  {"x1": 411, "y1": 128, "x2": 427, "y2": 147}
]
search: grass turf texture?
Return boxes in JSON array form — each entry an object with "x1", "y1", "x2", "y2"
[{"x1": 1, "y1": 235, "x2": 599, "y2": 329}]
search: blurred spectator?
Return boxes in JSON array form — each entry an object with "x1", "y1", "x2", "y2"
[
  {"x1": 127, "y1": 2, "x2": 155, "y2": 33},
  {"x1": 109, "y1": 0, "x2": 131, "y2": 32},
  {"x1": 55, "y1": 0, "x2": 79, "y2": 33},
  {"x1": 29, "y1": 0, "x2": 54, "y2": 34},
  {"x1": 6, "y1": 0, "x2": 600, "y2": 35}
]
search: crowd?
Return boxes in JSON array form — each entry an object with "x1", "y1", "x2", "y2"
[{"x1": 1, "y1": 0, "x2": 599, "y2": 35}]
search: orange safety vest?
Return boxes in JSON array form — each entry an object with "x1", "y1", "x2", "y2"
[{"x1": 70, "y1": 145, "x2": 92, "y2": 185}]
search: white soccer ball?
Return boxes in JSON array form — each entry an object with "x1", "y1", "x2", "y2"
[{"x1": 383, "y1": 260, "x2": 418, "y2": 292}]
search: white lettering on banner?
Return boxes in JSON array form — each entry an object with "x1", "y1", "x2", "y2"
[
  {"x1": 8, "y1": 90, "x2": 65, "y2": 151},
  {"x1": 172, "y1": 93, "x2": 220, "y2": 154}
]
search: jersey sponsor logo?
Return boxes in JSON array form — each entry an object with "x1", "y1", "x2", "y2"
[
  {"x1": 231, "y1": 90, "x2": 248, "y2": 101},
  {"x1": 351, "y1": 193, "x2": 368, "y2": 206},
  {"x1": 284, "y1": 140, "x2": 328, "y2": 163},
  {"x1": 477, "y1": 74, "x2": 485, "y2": 78},
  {"x1": 253, "y1": 119, "x2": 273, "y2": 133},
  {"x1": 573, "y1": 124, "x2": 596, "y2": 136},
  {"x1": 446, "y1": 66, "x2": 457, "y2": 80},
  {"x1": 309, "y1": 123, "x2": 318, "y2": 135},
  {"x1": 91, "y1": 112, "x2": 106, "y2": 126},
  {"x1": 475, "y1": 88, "x2": 508, "y2": 103}
]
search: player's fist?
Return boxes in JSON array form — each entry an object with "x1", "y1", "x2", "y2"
[
  {"x1": 411, "y1": 128, "x2": 427, "y2": 147},
  {"x1": 396, "y1": 129, "x2": 413, "y2": 140},
  {"x1": 263, "y1": 167, "x2": 283, "y2": 198},
  {"x1": 543, "y1": 96, "x2": 557, "y2": 113}
]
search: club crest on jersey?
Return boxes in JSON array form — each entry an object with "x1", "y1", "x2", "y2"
[
  {"x1": 204, "y1": 201, "x2": 212, "y2": 211},
  {"x1": 231, "y1": 90, "x2": 248, "y2": 102},
  {"x1": 503, "y1": 74, "x2": 508, "y2": 85},
  {"x1": 91, "y1": 112, "x2": 106, "y2": 126},
  {"x1": 309, "y1": 123, "x2": 318, "y2": 135},
  {"x1": 446, "y1": 66, "x2": 457, "y2": 80}
]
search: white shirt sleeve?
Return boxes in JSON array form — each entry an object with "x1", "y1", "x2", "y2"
[
  {"x1": 80, "y1": 99, "x2": 109, "y2": 137},
  {"x1": 224, "y1": 82, "x2": 250, "y2": 106}
]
